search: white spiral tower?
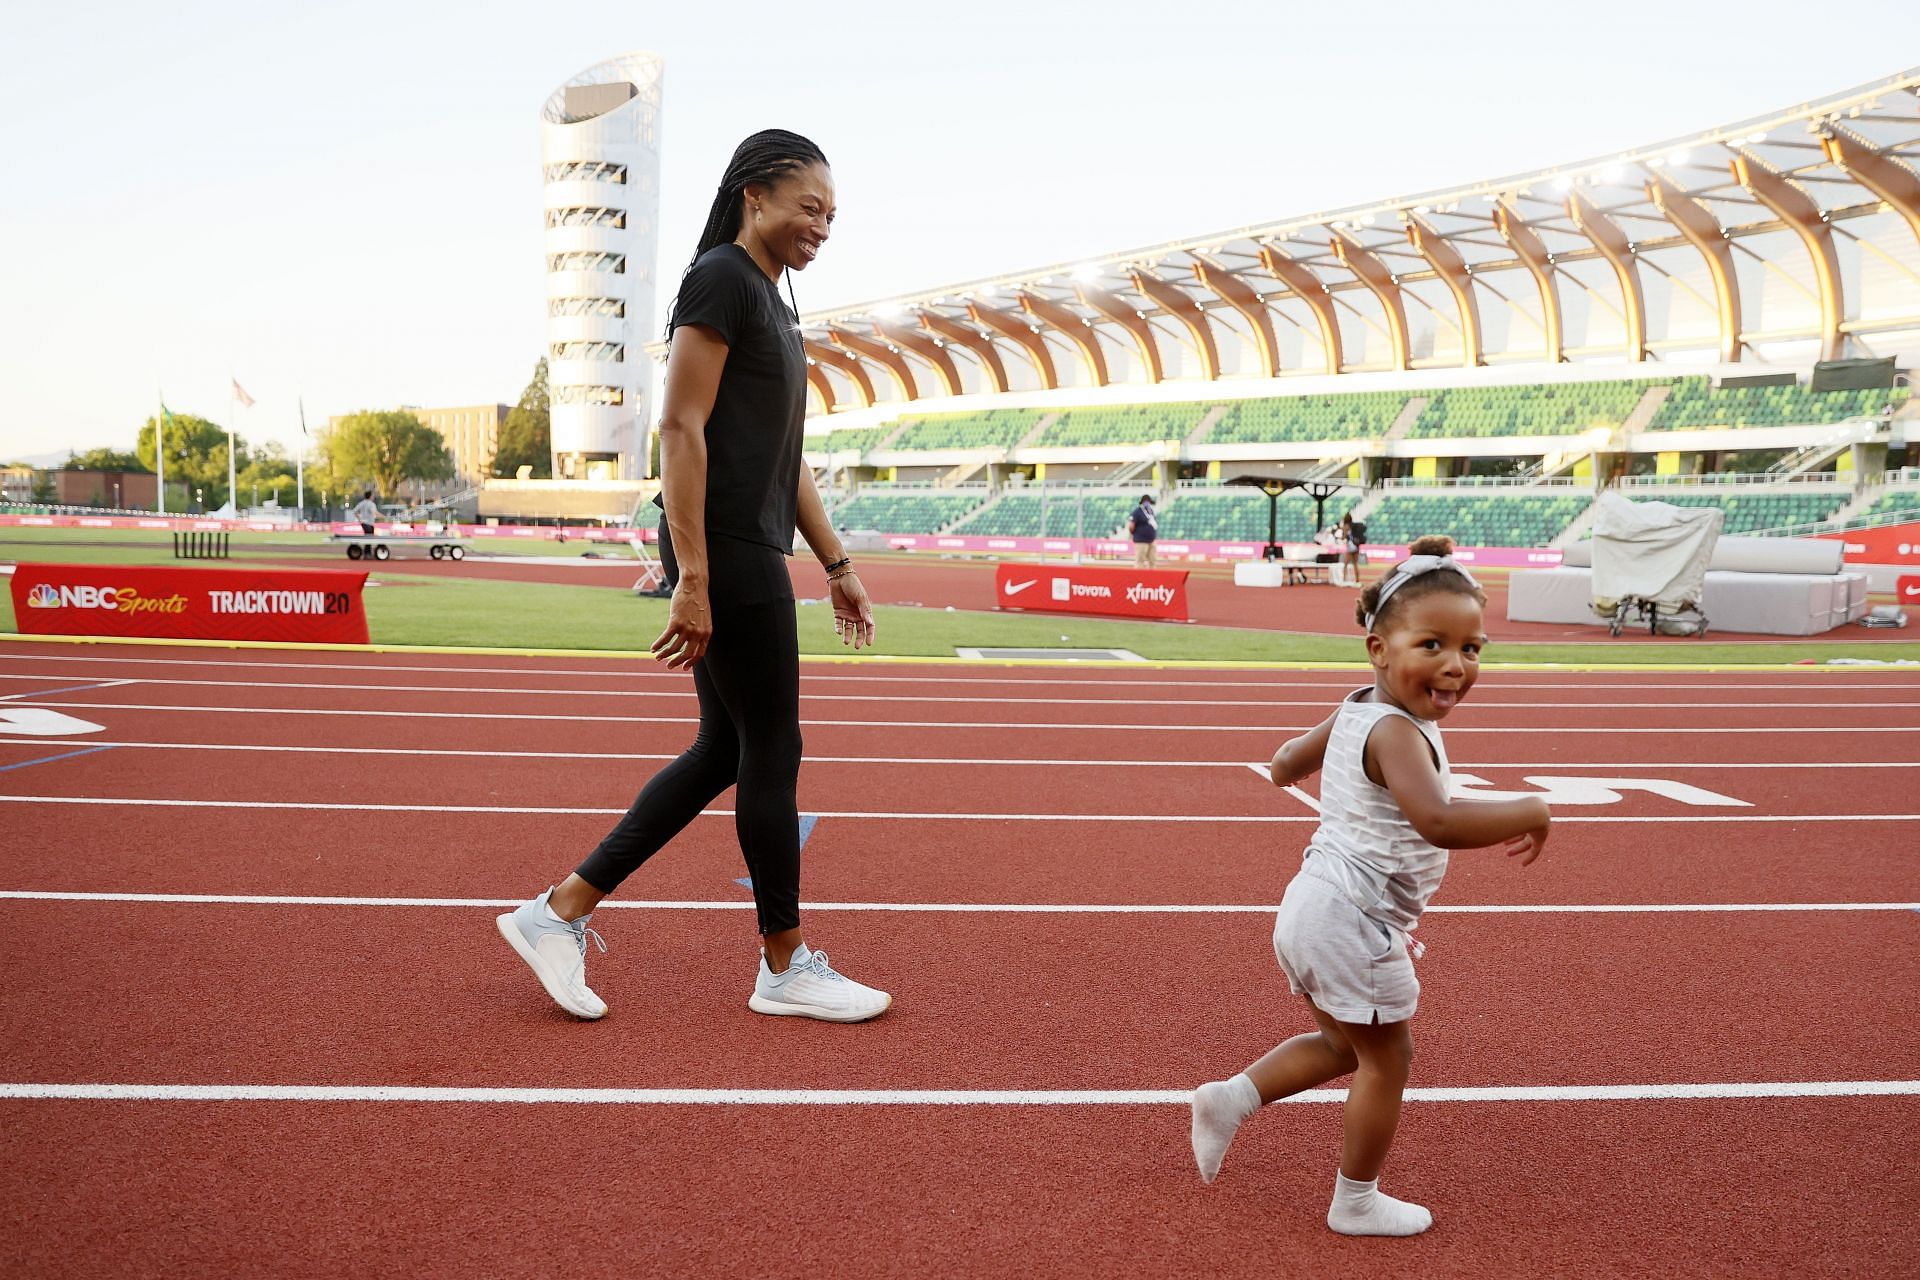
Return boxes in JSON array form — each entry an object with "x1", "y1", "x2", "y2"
[{"x1": 540, "y1": 53, "x2": 663, "y2": 482}]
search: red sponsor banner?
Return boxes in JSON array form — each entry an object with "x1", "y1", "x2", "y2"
[
  {"x1": 11, "y1": 563, "x2": 370, "y2": 644},
  {"x1": 1899, "y1": 576, "x2": 1919, "y2": 605},
  {"x1": 993, "y1": 562, "x2": 1190, "y2": 621},
  {"x1": 1815, "y1": 520, "x2": 1920, "y2": 566}
]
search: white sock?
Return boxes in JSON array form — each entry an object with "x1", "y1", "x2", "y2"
[
  {"x1": 1190, "y1": 1073, "x2": 1262, "y2": 1184},
  {"x1": 1326, "y1": 1171, "x2": 1432, "y2": 1237}
]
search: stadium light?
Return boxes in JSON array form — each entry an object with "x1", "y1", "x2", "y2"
[
  {"x1": 1667, "y1": 148, "x2": 1692, "y2": 167},
  {"x1": 1073, "y1": 263, "x2": 1102, "y2": 282},
  {"x1": 1599, "y1": 164, "x2": 1626, "y2": 183},
  {"x1": 1552, "y1": 174, "x2": 1574, "y2": 192}
]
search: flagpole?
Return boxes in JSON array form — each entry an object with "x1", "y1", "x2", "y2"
[
  {"x1": 155, "y1": 395, "x2": 167, "y2": 516},
  {"x1": 227, "y1": 379, "x2": 239, "y2": 518},
  {"x1": 297, "y1": 397, "x2": 308, "y2": 525}
]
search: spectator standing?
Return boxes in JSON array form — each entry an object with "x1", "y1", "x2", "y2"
[
  {"x1": 1129, "y1": 493, "x2": 1160, "y2": 568},
  {"x1": 351, "y1": 491, "x2": 379, "y2": 536}
]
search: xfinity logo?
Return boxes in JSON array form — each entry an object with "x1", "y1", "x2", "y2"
[{"x1": 1126, "y1": 583, "x2": 1177, "y2": 606}]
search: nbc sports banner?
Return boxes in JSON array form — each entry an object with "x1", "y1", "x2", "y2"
[{"x1": 12, "y1": 563, "x2": 370, "y2": 644}]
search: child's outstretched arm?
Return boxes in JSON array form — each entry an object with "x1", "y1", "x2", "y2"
[
  {"x1": 1269, "y1": 712, "x2": 1337, "y2": 787},
  {"x1": 1368, "y1": 718, "x2": 1551, "y2": 862}
]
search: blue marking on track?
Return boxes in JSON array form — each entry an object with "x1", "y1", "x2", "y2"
[
  {"x1": 0, "y1": 681, "x2": 119, "y2": 702},
  {"x1": 0, "y1": 744, "x2": 117, "y2": 775},
  {"x1": 730, "y1": 816, "x2": 820, "y2": 892}
]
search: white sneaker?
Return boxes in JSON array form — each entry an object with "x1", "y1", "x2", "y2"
[
  {"x1": 748, "y1": 942, "x2": 891, "y2": 1023},
  {"x1": 496, "y1": 887, "x2": 609, "y2": 1020}
]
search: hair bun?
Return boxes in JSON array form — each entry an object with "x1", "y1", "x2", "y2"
[{"x1": 1406, "y1": 534, "x2": 1456, "y2": 557}]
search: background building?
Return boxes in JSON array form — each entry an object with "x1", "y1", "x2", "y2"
[
  {"x1": 541, "y1": 52, "x2": 663, "y2": 482},
  {"x1": 407, "y1": 403, "x2": 508, "y2": 484}
]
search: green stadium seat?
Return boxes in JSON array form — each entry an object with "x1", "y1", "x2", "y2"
[
  {"x1": 1156, "y1": 491, "x2": 1358, "y2": 542},
  {"x1": 1656, "y1": 490, "x2": 1851, "y2": 534},
  {"x1": 1206, "y1": 392, "x2": 1408, "y2": 444},
  {"x1": 1364, "y1": 493, "x2": 1590, "y2": 547},
  {"x1": 948, "y1": 493, "x2": 1138, "y2": 538},
  {"x1": 829, "y1": 488, "x2": 988, "y2": 534},
  {"x1": 887, "y1": 410, "x2": 1044, "y2": 451},
  {"x1": 1410, "y1": 380, "x2": 1660, "y2": 440},
  {"x1": 1034, "y1": 405, "x2": 1206, "y2": 447},
  {"x1": 1648, "y1": 380, "x2": 1908, "y2": 431}
]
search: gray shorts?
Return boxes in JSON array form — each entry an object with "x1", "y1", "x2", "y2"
[{"x1": 1272, "y1": 872, "x2": 1420, "y2": 1024}]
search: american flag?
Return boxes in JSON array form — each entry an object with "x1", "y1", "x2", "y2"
[{"x1": 232, "y1": 378, "x2": 255, "y2": 408}]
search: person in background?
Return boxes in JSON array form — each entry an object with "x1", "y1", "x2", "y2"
[
  {"x1": 1338, "y1": 511, "x2": 1366, "y2": 587},
  {"x1": 352, "y1": 491, "x2": 379, "y2": 536},
  {"x1": 1128, "y1": 492, "x2": 1159, "y2": 568}
]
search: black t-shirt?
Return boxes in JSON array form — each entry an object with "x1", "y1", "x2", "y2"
[{"x1": 657, "y1": 243, "x2": 806, "y2": 553}]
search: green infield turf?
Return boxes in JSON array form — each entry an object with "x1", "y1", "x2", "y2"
[{"x1": 4, "y1": 526, "x2": 1916, "y2": 665}]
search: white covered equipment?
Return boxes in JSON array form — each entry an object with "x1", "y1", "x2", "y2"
[{"x1": 1589, "y1": 492, "x2": 1721, "y2": 629}]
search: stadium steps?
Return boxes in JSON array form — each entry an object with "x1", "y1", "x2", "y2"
[
  {"x1": 1382, "y1": 397, "x2": 1430, "y2": 442},
  {"x1": 1013, "y1": 413, "x2": 1062, "y2": 451},
  {"x1": 1825, "y1": 487, "x2": 1887, "y2": 527},
  {"x1": 1621, "y1": 384, "x2": 1674, "y2": 435},
  {"x1": 1766, "y1": 438, "x2": 1852, "y2": 478},
  {"x1": 1836, "y1": 486, "x2": 1920, "y2": 528},
  {"x1": 1551, "y1": 496, "x2": 1604, "y2": 547},
  {"x1": 1185, "y1": 406, "x2": 1229, "y2": 447},
  {"x1": 937, "y1": 490, "x2": 1003, "y2": 533},
  {"x1": 876, "y1": 419, "x2": 914, "y2": 450},
  {"x1": 942, "y1": 460, "x2": 990, "y2": 485}
]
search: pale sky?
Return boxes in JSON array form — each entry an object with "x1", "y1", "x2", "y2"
[{"x1": 1, "y1": 0, "x2": 1911, "y2": 461}]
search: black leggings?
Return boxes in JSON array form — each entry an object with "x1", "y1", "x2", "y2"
[{"x1": 573, "y1": 594, "x2": 803, "y2": 936}]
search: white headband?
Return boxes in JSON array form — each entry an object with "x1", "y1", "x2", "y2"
[{"x1": 1364, "y1": 554, "x2": 1480, "y2": 632}]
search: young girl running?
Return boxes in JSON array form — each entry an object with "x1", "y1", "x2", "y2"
[{"x1": 1189, "y1": 535, "x2": 1550, "y2": 1236}]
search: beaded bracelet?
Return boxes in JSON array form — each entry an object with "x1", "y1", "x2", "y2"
[{"x1": 823, "y1": 557, "x2": 852, "y2": 576}]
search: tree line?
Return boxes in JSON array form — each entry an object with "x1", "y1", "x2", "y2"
[{"x1": 22, "y1": 358, "x2": 555, "y2": 510}]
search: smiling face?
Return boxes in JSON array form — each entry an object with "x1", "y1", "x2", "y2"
[
  {"x1": 742, "y1": 161, "x2": 835, "y2": 273},
  {"x1": 1365, "y1": 587, "x2": 1487, "y2": 721}
]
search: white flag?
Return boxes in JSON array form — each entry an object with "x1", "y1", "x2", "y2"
[{"x1": 232, "y1": 378, "x2": 255, "y2": 408}]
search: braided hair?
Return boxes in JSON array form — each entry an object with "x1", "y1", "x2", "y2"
[{"x1": 667, "y1": 128, "x2": 828, "y2": 335}]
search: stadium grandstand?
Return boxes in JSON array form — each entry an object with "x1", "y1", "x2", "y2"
[{"x1": 640, "y1": 70, "x2": 1920, "y2": 554}]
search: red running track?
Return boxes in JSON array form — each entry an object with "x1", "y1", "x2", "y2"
[{"x1": 1, "y1": 639, "x2": 1917, "y2": 1276}]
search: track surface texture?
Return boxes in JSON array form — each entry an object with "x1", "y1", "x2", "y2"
[{"x1": 1, "y1": 638, "x2": 1916, "y2": 1278}]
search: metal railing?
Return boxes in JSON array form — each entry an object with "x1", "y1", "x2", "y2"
[
  {"x1": 1615, "y1": 471, "x2": 1849, "y2": 489},
  {"x1": 1376, "y1": 475, "x2": 1579, "y2": 489}
]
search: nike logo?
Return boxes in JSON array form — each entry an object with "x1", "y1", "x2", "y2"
[{"x1": 1004, "y1": 579, "x2": 1037, "y2": 596}]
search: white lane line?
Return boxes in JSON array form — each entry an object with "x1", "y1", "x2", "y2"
[
  {"x1": 4, "y1": 739, "x2": 1914, "y2": 771},
  {"x1": 3, "y1": 1080, "x2": 1915, "y2": 1105},
  {"x1": 8, "y1": 700, "x2": 1919, "y2": 734},
  {"x1": 1, "y1": 795, "x2": 1916, "y2": 823},
  {"x1": 9, "y1": 652, "x2": 1918, "y2": 690},
  {"x1": 3, "y1": 671, "x2": 1907, "y2": 712},
  {"x1": 3, "y1": 890, "x2": 1915, "y2": 914}
]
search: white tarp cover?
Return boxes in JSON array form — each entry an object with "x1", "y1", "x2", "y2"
[{"x1": 1590, "y1": 492, "x2": 1723, "y2": 613}]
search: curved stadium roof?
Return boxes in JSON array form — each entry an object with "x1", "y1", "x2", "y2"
[{"x1": 679, "y1": 68, "x2": 1920, "y2": 416}]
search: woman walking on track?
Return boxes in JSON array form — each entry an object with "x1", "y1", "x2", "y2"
[
  {"x1": 1188, "y1": 535, "x2": 1550, "y2": 1235},
  {"x1": 497, "y1": 129, "x2": 890, "y2": 1024}
]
